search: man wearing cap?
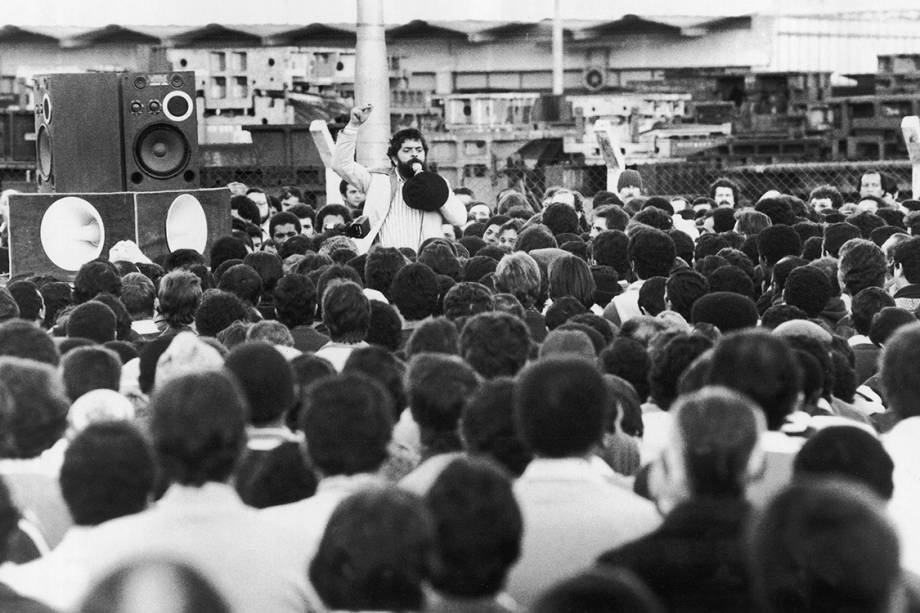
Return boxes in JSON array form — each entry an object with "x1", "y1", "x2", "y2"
[
  {"x1": 616, "y1": 169, "x2": 643, "y2": 204},
  {"x1": 332, "y1": 104, "x2": 466, "y2": 253}
]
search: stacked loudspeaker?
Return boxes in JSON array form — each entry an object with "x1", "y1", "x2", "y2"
[{"x1": 10, "y1": 70, "x2": 230, "y2": 276}]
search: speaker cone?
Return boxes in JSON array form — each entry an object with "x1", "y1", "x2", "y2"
[
  {"x1": 162, "y1": 90, "x2": 193, "y2": 122},
  {"x1": 165, "y1": 194, "x2": 207, "y2": 253},
  {"x1": 36, "y1": 124, "x2": 52, "y2": 180},
  {"x1": 134, "y1": 124, "x2": 190, "y2": 180},
  {"x1": 39, "y1": 196, "x2": 105, "y2": 271},
  {"x1": 41, "y1": 94, "x2": 51, "y2": 123}
]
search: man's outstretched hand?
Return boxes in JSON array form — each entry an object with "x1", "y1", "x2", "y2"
[{"x1": 348, "y1": 104, "x2": 373, "y2": 128}]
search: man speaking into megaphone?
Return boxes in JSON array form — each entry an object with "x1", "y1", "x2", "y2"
[{"x1": 331, "y1": 103, "x2": 466, "y2": 253}]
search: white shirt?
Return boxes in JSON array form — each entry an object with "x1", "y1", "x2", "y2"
[{"x1": 885, "y1": 417, "x2": 920, "y2": 575}]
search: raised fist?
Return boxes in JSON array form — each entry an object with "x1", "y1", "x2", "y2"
[{"x1": 349, "y1": 104, "x2": 373, "y2": 127}]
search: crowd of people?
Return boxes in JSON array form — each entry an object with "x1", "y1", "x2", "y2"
[{"x1": 0, "y1": 108, "x2": 918, "y2": 613}]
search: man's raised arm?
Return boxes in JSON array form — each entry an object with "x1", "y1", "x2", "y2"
[{"x1": 331, "y1": 104, "x2": 375, "y2": 194}]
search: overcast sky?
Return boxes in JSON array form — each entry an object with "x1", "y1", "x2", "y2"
[{"x1": 5, "y1": 0, "x2": 917, "y2": 27}]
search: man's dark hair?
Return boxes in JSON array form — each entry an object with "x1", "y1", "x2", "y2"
[
  {"x1": 649, "y1": 334, "x2": 714, "y2": 410},
  {"x1": 195, "y1": 289, "x2": 249, "y2": 337},
  {"x1": 0, "y1": 357, "x2": 70, "y2": 459},
  {"x1": 407, "y1": 353, "x2": 479, "y2": 457},
  {"x1": 851, "y1": 287, "x2": 895, "y2": 336},
  {"x1": 823, "y1": 222, "x2": 861, "y2": 258},
  {"x1": 322, "y1": 281, "x2": 370, "y2": 343},
  {"x1": 794, "y1": 426, "x2": 894, "y2": 500},
  {"x1": 665, "y1": 269, "x2": 709, "y2": 320},
  {"x1": 542, "y1": 202, "x2": 580, "y2": 236},
  {"x1": 515, "y1": 357, "x2": 606, "y2": 457},
  {"x1": 315, "y1": 203, "x2": 353, "y2": 231},
  {"x1": 443, "y1": 282, "x2": 494, "y2": 322},
  {"x1": 593, "y1": 205, "x2": 630, "y2": 232},
  {"x1": 73, "y1": 260, "x2": 121, "y2": 304},
  {"x1": 39, "y1": 281, "x2": 73, "y2": 329},
  {"x1": 0, "y1": 320, "x2": 60, "y2": 365},
  {"x1": 592, "y1": 230, "x2": 630, "y2": 278},
  {"x1": 459, "y1": 311, "x2": 531, "y2": 379},
  {"x1": 707, "y1": 330, "x2": 802, "y2": 430},
  {"x1": 708, "y1": 265, "x2": 755, "y2": 298},
  {"x1": 66, "y1": 300, "x2": 116, "y2": 344},
  {"x1": 425, "y1": 457, "x2": 522, "y2": 598},
  {"x1": 120, "y1": 272, "x2": 156, "y2": 319},
  {"x1": 300, "y1": 373, "x2": 394, "y2": 476},
  {"x1": 7, "y1": 280, "x2": 42, "y2": 321},
  {"x1": 60, "y1": 421, "x2": 155, "y2": 526},
  {"x1": 268, "y1": 211, "x2": 302, "y2": 240},
  {"x1": 599, "y1": 337, "x2": 651, "y2": 402},
  {"x1": 405, "y1": 317, "x2": 459, "y2": 358},
  {"x1": 532, "y1": 567, "x2": 665, "y2": 613},
  {"x1": 749, "y1": 480, "x2": 900, "y2": 613},
  {"x1": 760, "y1": 304, "x2": 808, "y2": 330},
  {"x1": 515, "y1": 224, "x2": 558, "y2": 253},
  {"x1": 668, "y1": 229, "x2": 695, "y2": 265},
  {"x1": 881, "y1": 322, "x2": 920, "y2": 418},
  {"x1": 783, "y1": 265, "x2": 832, "y2": 317},
  {"x1": 148, "y1": 370, "x2": 247, "y2": 486},
  {"x1": 224, "y1": 342, "x2": 295, "y2": 426},
  {"x1": 869, "y1": 307, "x2": 916, "y2": 347},
  {"x1": 342, "y1": 346, "x2": 406, "y2": 420},
  {"x1": 461, "y1": 378, "x2": 533, "y2": 476},
  {"x1": 162, "y1": 249, "x2": 205, "y2": 272},
  {"x1": 838, "y1": 238, "x2": 886, "y2": 296},
  {"x1": 543, "y1": 295, "x2": 588, "y2": 331},
  {"x1": 273, "y1": 273, "x2": 317, "y2": 328},
  {"x1": 628, "y1": 227, "x2": 675, "y2": 279},
  {"x1": 391, "y1": 263, "x2": 439, "y2": 321},
  {"x1": 217, "y1": 264, "x2": 261, "y2": 306},
  {"x1": 847, "y1": 210, "x2": 887, "y2": 239},
  {"x1": 366, "y1": 300, "x2": 403, "y2": 353},
  {"x1": 754, "y1": 197, "x2": 796, "y2": 226},
  {"x1": 809, "y1": 184, "x2": 844, "y2": 209},
  {"x1": 243, "y1": 251, "x2": 284, "y2": 295},
  {"x1": 364, "y1": 247, "x2": 406, "y2": 299},
  {"x1": 61, "y1": 346, "x2": 122, "y2": 402},
  {"x1": 387, "y1": 127, "x2": 429, "y2": 159},
  {"x1": 632, "y1": 207, "x2": 673, "y2": 231},
  {"x1": 757, "y1": 225, "x2": 802, "y2": 267},
  {"x1": 893, "y1": 235, "x2": 920, "y2": 283},
  {"x1": 710, "y1": 177, "x2": 741, "y2": 203}
]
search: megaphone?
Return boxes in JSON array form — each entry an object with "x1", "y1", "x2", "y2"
[
  {"x1": 165, "y1": 193, "x2": 208, "y2": 253},
  {"x1": 39, "y1": 196, "x2": 105, "y2": 271}
]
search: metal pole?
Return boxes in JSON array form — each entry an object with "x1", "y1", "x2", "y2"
[
  {"x1": 354, "y1": 0, "x2": 391, "y2": 169},
  {"x1": 552, "y1": 0, "x2": 564, "y2": 95}
]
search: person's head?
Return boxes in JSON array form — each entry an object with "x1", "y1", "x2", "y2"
[
  {"x1": 0, "y1": 356, "x2": 70, "y2": 459},
  {"x1": 148, "y1": 370, "x2": 247, "y2": 486},
  {"x1": 459, "y1": 311, "x2": 531, "y2": 379},
  {"x1": 869, "y1": 307, "x2": 916, "y2": 347},
  {"x1": 665, "y1": 269, "x2": 709, "y2": 321},
  {"x1": 880, "y1": 322, "x2": 920, "y2": 418},
  {"x1": 60, "y1": 421, "x2": 155, "y2": 526},
  {"x1": 707, "y1": 330, "x2": 802, "y2": 430},
  {"x1": 119, "y1": 272, "x2": 156, "y2": 320},
  {"x1": 860, "y1": 169, "x2": 884, "y2": 199},
  {"x1": 267, "y1": 211, "x2": 302, "y2": 246},
  {"x1": 387, "y1": 127, "x2": 429, "y2": 178},
  {"x1": 515, "y1": 357, "x2": 606, "y2": 457},
  {"x1": 405, "y1": 317, "x2": 459, "y2": 358},
  {"x1": 648, "y1": 334, "x2": 713, "y2": 410},
  {"x1": 599, "y1": 337, "x2": 651, "y2": 402},
  {"x1": 442, "y1": 282, "x2": 494, "y2": 322},
  {"x1": 224, "y1": 342, "x2": 295, "y2": 426},
  {"x1": 272, "y1": 273, "x2": 317, "y2": 328},
  {"x1": 425, "y1": 457, "x2": 522, "y2": 598},
  {"x1": 733, "y1": 209, "x2": 772, "y2": 236},
  {"x1": 194, "y1": 289, "x2": 249, "y2": 338},
  {"x1": 73, "y1": 260, "x2": 121, "y2": 304},
  {"x1": 391, "y1": 263, "x2": 439, "y2": 321},
  {"x1": 299, "y1": 373, "x2": 393, "y2": 476},
  {"x1": 310, "y1": 487, "x2": 434, "y2": 612},
  {"x1": 629, "y1": 227, "x2": 675, "y2": 280},
  {"x1": 7, "y1": 280, "x2": 42, "y2": 323},
  {"x1": 158, "y1": 270, "x2": 203, "y2": 328},
  {"x1": 809, "y1": 184, "x2": 844, "y2": 213},
  {"x1": 749, "y1": 480, "x2": 900, "y2": 613},
  {"x1": 851, "y1": 287, "x2": 895, "y2": 336},
  {"x1": 892, "y1": 235, "x2": 920, "y2": 289},
  {"x1": 407, "y1": 353, "x2": 479, "y2": 453},
  {"x1": 592, "y1": 229, "x2": 630, "y2": 278},
  {"x1": 838, "y1": 238, "x2": 886, "y2": 296},
  {"x1": 61, "y1": 345, "x2": 122, "y2": 403},
  {"x1": 541, "y1": 202, "x2": 580, "y2": 236},
  {"x1": 690, "y1": 291, "x2": 758, "y2": 333},
  {"x1": 515, "y1": 224, "x2": 558, "y2": 253},
  {"x1": 365, "y1": 247, "x2": 407, "y2": 299},
  {"x1": 77, "y1": 559, "x2": 232, "y2": 613},
  {"x1": 315, "y1": 203, "x2": 353, "y2": 233},
  {"x1": 822, "y1": 222, "x2": 860, "y2": 258},
  {"x1": 338, "y1": 179, "x2": 366, "y2": 208},
  {"x1": 617, "y1": 169, "x2": 643, "y2": 202},
  {"x1": 532, "y1": 567, "x2": 666, "y2": 613},
  {"x1": 757, "y1": 225, "x2": 801, "y2": 268},
  {"x1": 783, "y1": 265, "x2": 832, "y2": 318},
  {"x1": 794, "y1": 426, "x2": 893, "y2": 500},
  {"x1": 656, "y1": 386, "x2": 764, "y2": 507},
  {"x1": 461, "y1": 377, "x2": 532, "y2": 476},
  {"x1": 710, "y1": 177, "x2": 740, "y2": 208},
  {"x1": 755, "y1": 197, "x2": 796, "y2": 227},
  {"x1": 246, "y1": 187, "x2": 270, "y2": 222},
  {"x1": 322, "y1": 280, "x2": 370, "y2": 343},
  {"x1": 548, "y1": 254, "x2": 596, "y2": 309},
  {"x1": 66, "y1": 300, "x2": 117, "y2": 343}
]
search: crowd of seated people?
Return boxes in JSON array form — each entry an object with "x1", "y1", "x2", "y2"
[{"x1": 0, "y1": 169, "x2": 920, "y2": 612}]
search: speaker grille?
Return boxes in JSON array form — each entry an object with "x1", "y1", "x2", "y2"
[
  {"x1": 133, "y1": 124, "x2": 190, "y2": 180},
  {"x1": 163, "y1": 91, "x2": 193, "y2": 122},
  {"x1": 36, "y1": 125, "x2": 52, "y2": 181}
]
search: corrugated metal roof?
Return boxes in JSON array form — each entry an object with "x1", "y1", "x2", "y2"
[
  {"x1": 385, "y1": 20, "x2": 471, "y2": 40},
  {"x1": 63, "y1": 24, "x2": 162, "y2": 48}
]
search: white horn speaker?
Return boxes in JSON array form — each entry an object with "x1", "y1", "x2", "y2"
[
  {"x1": 39, "y1": 197, "x2": 105, "y2": 271},
  {"x1": 165, "y1": 193, "x2": 208, "y2": 253}
]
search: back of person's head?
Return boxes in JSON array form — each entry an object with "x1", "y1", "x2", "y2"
[
  {"x1": 893, "y1": 235, "x2": 920, "y2": 284},
  {"x1": 648, "y1": 334, "x2": 714, "y2": 410},
  {"x1": 242, "y1": 251, "x2": 284, "y2": 295},
  {"x1": 532, "y1": 567, "x2": 666, "y2": 613},
  {"x1": 665, "y1": 386, "x2": 764, "y2": 500},
  {"x1": 66, "y1": 300, "x2": 117, "y2": 343},
  {"x1": 322, "y1": 281, "x2": 370, "y2": 342},
  {"x1": 299, "y1": 373, "x2": 393, "y2": 476},
  {"x1": 880, "y1": 322, "x2": 920, "y2": 418},
  {"x1": 494, "y1": 251, "x2": 542, "y2": 310},
  {"x1": 542, "y1": 202, "x2": 580, "y2": 236},
  {"x1": 273, "y1": 273, "x2": 317, "y2": 328},
  {"x1": 548, "y1": 255, "x2": 596, "y2": 309},
  {"x1": 515, "y1": 357, "x2": 606, "y2": 457},
  {"x1": 74, "y1": 260, "x2": 121, "y2": 304},
  {"x1": 210, "y1": 235, "x2": 249, "y2": 273},
  {"x1": 39, "y1": 281, "x2": 73, "y2": 329},
  {"x1": 461, "y1": 377, "x2": 532, "y2": 476},
  {"x1": 838, "y1": 238, "x2": 886, "y2": 296},
  {"x1": 708, "y1": 264, "x2": 754, "y2": 299},
  {"x1": 309, "y1": 487, "x2": 433, "y2": 612},
  {"x1": 823, "y1": 222, "x2": 861, "y2": 258},
  {"x1": 0, "y1": 356, "x2": 70, "y2": 459},
  {"x1": 391, "y1": 262, "x2": 439, "y2": 321},
  {"x1": 869, "y1": 306, "x2": 916, "y2": 346},
  {"x1": 757, "y1": 225, "x2": 801, "y2": 267},
  {"x1": 224, "y1": 341, "x2": 295, "y2": 426},
  {"x1": 61, "y1": 345, "x2": 122, "y2": 402},
  {"x1": 364, "y1": 247, "x2": 406, "y2": 298},
  {"x1": 162, "y1": 248, "x2": 205, "y2": 273},
  {"x1": 749, "y1": 480, "x2": 900, "y2": 613},
  {"x1": 735, "y1": 209, "x2": 773, "y2": 236},
  {"x1": 245, "y1": 320, "x2": 295, "y2": 347},
  {"x1": 7, "y1": 280, "x2": 41, "y2": 322},
  {"x1": 851, "y1": 287, "x2": 896, "y2": 336},
  {"x1": 783, "y1": 265, "x2": 832, "y2": 317},
  {"x1": 120, "y1": 272, "x2": 156, "y2": 319},
  {"x1": 755, "y1": 197, "x2": 796, "y2": 226},
  {"x1": 425, "y1": 457, "x2": 522, "y2": 599},
  {"x1": 407, "y1": 353, "x2": 478, "y2": 452},
  {"x1": 794, "y1": 426, "x2": 893, "y2": 500},
  {"x1": 707, "y1": 330, "x2": 801, "y2": 430},
  {"x1": 592, "y1": 229, "x2": 630, "y2": 278},
  {"x1": 342, "y1": 346, "x2": 406, "y2": 418},
  {"x1": 194, "y1": 289, "x2": 249, "y2": 338},
  {"x1": 665, "y1": 269, "x2": 709, "y2": 320},
  {"x1": 148, "y1": 370, "x2": 247, "y2": 486},
  {"x1": 515, "y1": 224, "x2": 558, "y2": 253},
  {"x1": 158, "y1": 270, "x2": 203, "y2": 327},
  {"x1": 0, "y1": 319, "x2": 60, "y2": 365},
  {"x1": 405, "y1": 317, "x2": 459, "y2": 358},
  {"x1": 599, "y1": 337, "x2": 651, "y2": 402},
  {"x1": 60, "y1": 421, "x2": 154, "y2": 526},
  {"x1": 216, "y1": 263, "x2": 262, "y2": 307},
  {"x1": 442, "y1": 282, "x2": 494, "y2": 322},
  {"x1": 628, "y1": 227, "x2": 675, "y2": 279},
  {"x1": 691, "y1": 291, "x2": 758, "y2": 333},
  {"x1": 459, "y1": 311, "x2": 531, "y2": 379}
]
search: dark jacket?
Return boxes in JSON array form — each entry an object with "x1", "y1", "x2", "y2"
[{"x1": 597, "y1": 497, "x2": 754, "y2": 613}]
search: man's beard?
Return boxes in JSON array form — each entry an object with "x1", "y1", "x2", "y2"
[{"x1": 395, "y1": 158, "x2": 426, "y2": 180}]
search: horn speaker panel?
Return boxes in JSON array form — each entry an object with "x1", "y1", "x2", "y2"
[{"x1": 133, "y1": 188, "x2": 231, "y2": 263}]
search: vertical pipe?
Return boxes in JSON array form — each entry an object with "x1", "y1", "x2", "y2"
[
  {"x1": 552, "y1": 0, "x2": 564, "y2": 95},
  {"x1": 354, "y1": 0, "x2": 391, "y2": 168}
]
